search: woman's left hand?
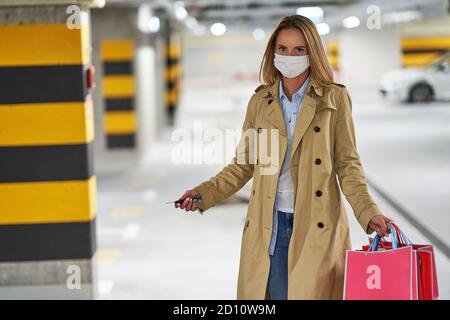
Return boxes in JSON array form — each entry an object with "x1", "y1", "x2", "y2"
[{"x1": 369, "y1": 214, "x2": 393, "y2": 237}]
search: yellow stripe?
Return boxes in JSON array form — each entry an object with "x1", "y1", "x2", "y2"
[
  {"x1": 165, "y1": 64, "x2": 181, "y2": 81},
  {"x1": 402, "y1": 37, "x2": 450, "y2": 50},
  {"x1": 0, "y1": 24, "x2": 89, "y2": 67},
  {"x1": 328, "y1": 56, "x2": 339, "y2": 68},
  {"x1": 101, "y1": 40, "x2": 134, "y2": 62},
  {"x1": 0, "y1": 176, "x2": 96, "y2": 225},
  {"x1": 402, "y1": 53, "x2": 441, "y2": 67},
  {"x1": 165, "y1": 90, "x2": 178, "y2": 105},
  {"x1": 103, "y1": 75, "x2": 135, "y2": 98},
  {"x1": 105, "y1": 111, "x2": 136, "y2": 134},
  {"x1": 0, "y1": 100, "x2": 94, "y2": 147},
  {"x1": 165, "y1": 44, "x2": 181, "y2": 58},
  {"x1": 328, "y1": 41, "x2": 339, "y2": 54}
]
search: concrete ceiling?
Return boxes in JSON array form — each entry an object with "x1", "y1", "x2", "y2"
[{"x1": 104, "y1": 0, "x2": 449, "y2": 31}]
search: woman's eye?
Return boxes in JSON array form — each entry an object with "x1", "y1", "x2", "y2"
[{"x1": 296, "y1": 48, "x2": 304, "y2": 52}]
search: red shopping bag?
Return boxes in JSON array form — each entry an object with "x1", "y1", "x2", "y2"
[{"x1": 343, "y1": 222, "x2": 439, "y2": 300}]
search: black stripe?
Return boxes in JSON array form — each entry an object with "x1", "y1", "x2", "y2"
[
  {"x1": 166, "y1": 80, "x2": 177, "y2": 91},
  {"x1": 166, "y1": 58, "x2": 179, "y2": 66},
  {"x1": 103, "y1": 61, "x2": 132, "y2": 75},
  {"x1": 107, "y1": 134, "x2": 135, "y2": 148},
  {"x1": 0, "y1": 218, "x2": 96, "y2": 262},
  {"x1": 402, "y1": 49, "x2": 449, "y2": 55},
  {"x1": 367, "y1": 177, "x2": 450, "y2": 260},
  {"x1": 105, "y1": 98, "x2": 134, "y2": 111},
  {"x1": 0, "y1": 65, "x2": 87, "y2": 104},
  {"x1": 0, "y1": 142, "x2": 93, "y2": 183}
]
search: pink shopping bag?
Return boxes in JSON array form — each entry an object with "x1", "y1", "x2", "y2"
[
  {"x1": 343, "y1": 222, "x2": 438, "y2": 300},
  {"x1": 362, "y1": 223, "x2": 439, "y2": 300}
]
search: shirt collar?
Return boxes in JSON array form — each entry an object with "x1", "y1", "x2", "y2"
[{"x1": 279, "y1": 75, "x2": 311, "y2": 102}]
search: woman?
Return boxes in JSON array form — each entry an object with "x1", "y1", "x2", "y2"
[{"x1": 175, "y1": 15, "x2": 392, "y2": 300}]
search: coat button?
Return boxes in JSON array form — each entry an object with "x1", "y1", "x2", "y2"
[
  {"x1": 252, "y1": 189, "x2": 255, "y2": 196},
  {"x1": 316, "y1": 190, "x2": 322, "y2": 197},
  {"x1": 314, "y1": 126, "x2": 320, "y2": 132},
  {"x1": 318, "y1": 222, "x2": 324, "y2": 228},
  {"x1": 315, "y1": 158, "x2": 321, "y2": 165}
]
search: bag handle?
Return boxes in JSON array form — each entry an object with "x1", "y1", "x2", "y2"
[
  {"x1": 368, "y1": 222, "x2": 412, "y2": 252},
  {"x1": 389, "y1": 222, "x2": 412, "y2": 247},
  {"x1": 368, "y1": 233, "x2": 392, "y2": 252}
]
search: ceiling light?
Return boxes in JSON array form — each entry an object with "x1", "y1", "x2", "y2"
[
  {"x1": 343, "y1": 16, "x2": 360, "y2": 29},
  {"x1": 148, "y1": 16, "x2": 160, "y2": 33},
  {"x1": 174, "y1": 1, "x2": 188, "y2": 20},
  {"x1": 210, "y1": 23, "x2": 226, "y2": 36},
  {"x1": 316, "y1": 23, "x2": 330, "y2": 35},
  {"x1": 296, "y1": 7, "x2": 324, "y2": 23},
  {"x1": 253, "y1": 28, "x2": 265, "y2": 40}
]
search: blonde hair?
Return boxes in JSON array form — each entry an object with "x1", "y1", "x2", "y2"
[{"x1": 259, "y1": 15, "x2": 334, "y2": 87}]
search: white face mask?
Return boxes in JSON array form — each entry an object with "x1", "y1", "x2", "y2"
[{"x1": 273, "y1": 53, "x2": 310, "y2": 78}]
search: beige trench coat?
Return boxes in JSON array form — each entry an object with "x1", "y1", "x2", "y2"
[{"x1": 194, "y1": 77, "x2": 382, "y2": 300}]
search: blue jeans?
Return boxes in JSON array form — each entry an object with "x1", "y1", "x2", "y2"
[{"x1": 267, "y1": 210, "x2": 294, "y2": 300}]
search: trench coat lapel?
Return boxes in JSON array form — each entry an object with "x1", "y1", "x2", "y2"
[
  {"x1": 260, "y1": 77, "x2": 320, "y2": 165},
  {"x1": 290, "y1": 94, "x2": 317, "y2": 164},
  {"x1": 260, "y1": 79, "x2": 287, "y2": 138}
]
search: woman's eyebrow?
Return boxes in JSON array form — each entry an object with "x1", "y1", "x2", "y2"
[{"x1": 276, "y1": 44, "x2": 305, "y2": 48}]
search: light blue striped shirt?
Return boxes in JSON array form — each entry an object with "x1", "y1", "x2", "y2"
[{"x1": 269, "y1": 75, "x2": 311, "y2": 256}]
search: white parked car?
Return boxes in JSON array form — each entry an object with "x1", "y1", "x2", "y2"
[{"x1": 379, "y1": 52, "x2": 450, "y2": 103}]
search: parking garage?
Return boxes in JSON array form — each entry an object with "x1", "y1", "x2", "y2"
[{"x1": 0, "y1": 0, "x2": 449, "y2": 300}]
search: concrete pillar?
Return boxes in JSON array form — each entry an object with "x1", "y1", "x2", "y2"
[
  {"x1": 326, "y1": 39, "x2": 342, "y2": 82},
  {"x1": 0, "y1": 4, "x2": 97, "y2": 299},
  {"x1": 101, "y1": 39, "x2": 137, "y2": 149},
  {"x1": 91, "y1": 6, "x2": 159, "y2": 172},
  {"x1": 134, "y1": 30, "x2": 157, "y2": 164},
  {"x1": 338, "y1": 26, "x2": 401, "y2": 88},
  {"x1": 165, "y1": 30, "x2": 183, "y2": 126}
]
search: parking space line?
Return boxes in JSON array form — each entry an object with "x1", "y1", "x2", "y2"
[{"x1": 367, "y1": 177, "x2": 450, "y2": 259}]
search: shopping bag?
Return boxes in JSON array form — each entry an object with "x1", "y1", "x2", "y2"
[
  {"x1": 343, "y1": 222, "x2": 439, "y2": 300},
  {"x1": 362, "y1": 223, "x2": 439, "y2": 300}
]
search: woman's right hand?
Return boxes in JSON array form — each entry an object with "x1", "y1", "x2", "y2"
[{"x1": 175, "y1": 189, "x2": 201, "y2": 212}]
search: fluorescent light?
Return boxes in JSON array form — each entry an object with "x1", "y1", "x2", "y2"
[
  {"x1": 343, "y1": 16, "x2": 360, "y2": 28},
  {"x1": 210, "y1": 23, "x2": 226, "y2": 36},
  {"x1": 148, "y1": 16, "x2": 160, "y2": 33},
  {"x1": 253, "y1": 28, "x2": 265, "y2": 40},
  {"x1": 296, "y1": 6, "x2": 324, "y2": 23},
  {"x1": 316, "y1": 23, "x2": 330, "y2": 35},
  {"x1": 382, "y1": 10, "x2": 422, "y2": 24}
]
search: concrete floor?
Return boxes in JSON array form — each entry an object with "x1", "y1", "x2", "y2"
[{"x1": 96, "y1": 81, "x2": 450, "y2": 299}]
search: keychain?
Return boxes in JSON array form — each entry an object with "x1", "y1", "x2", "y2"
[{"x1": 166, "y1": 194, "x2": 203, "y2": 214}]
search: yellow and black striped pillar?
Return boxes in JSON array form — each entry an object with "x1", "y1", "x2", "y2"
[
  {"x1": 327, "y1": 41, "x2": 340, "y2": 75},
  {"x1": 165, "y1": 39, "x2": 182, "y2": 123},
  {"x1": 101, "y1": 39, "x2": 136, "y2": 149},
  {"x1": 0, "y1": 9, "x2": 96, "y2": 269},
  {"x1": 401, "y1": 36, "x2": 450, "y2": 67}
]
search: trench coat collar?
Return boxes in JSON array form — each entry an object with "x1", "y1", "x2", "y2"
[{"x1": 260, "y1": 76, "x2": 328, "y2": 164}]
